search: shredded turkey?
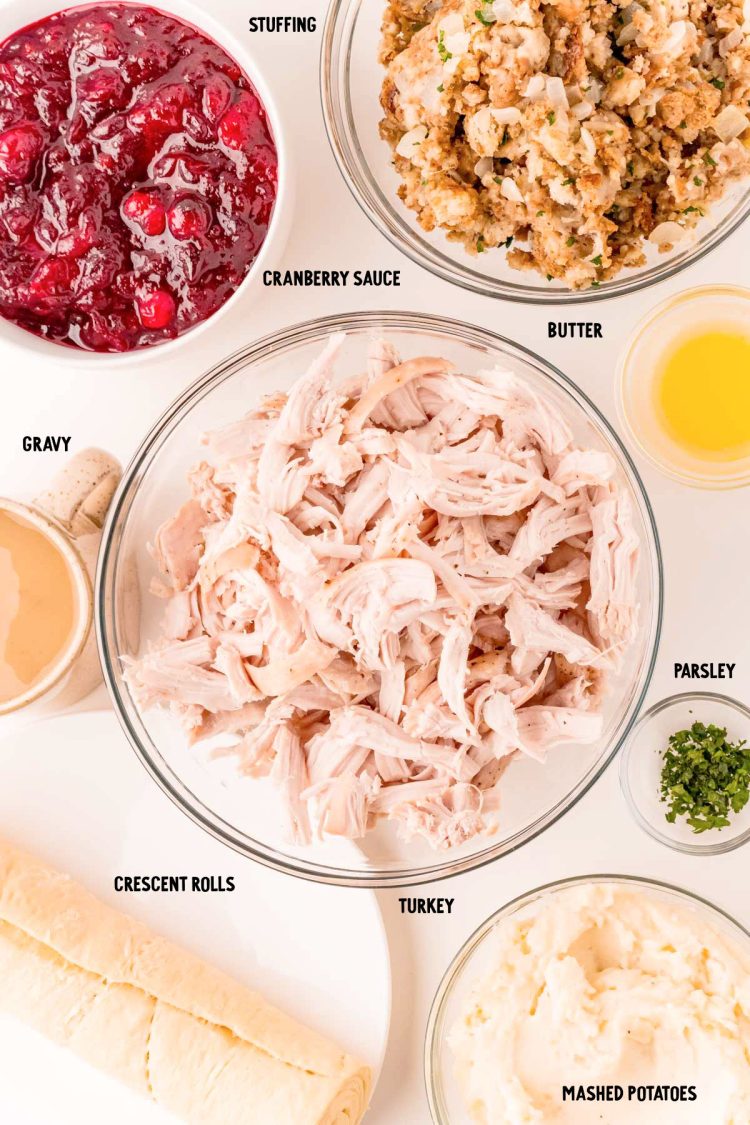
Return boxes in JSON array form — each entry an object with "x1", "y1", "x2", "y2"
[{"x1": 126, "y1": 334, "x2": 640, "y2": 850}]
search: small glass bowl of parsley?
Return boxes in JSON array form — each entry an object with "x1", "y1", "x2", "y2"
[{"x1": 621, "y1": 692, "x2": 750, "y2": 855}]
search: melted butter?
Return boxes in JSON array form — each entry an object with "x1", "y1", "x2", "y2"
[
  {"x1": 654, "y1": 326, "x2": 750, "y2": 461},
  {"x1": 0, "y1": 510, "x2": 77, "y2": 704}
]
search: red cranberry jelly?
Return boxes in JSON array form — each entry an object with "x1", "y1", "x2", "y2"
[{"x1": 0, "y1": 4, "x2": 277, "y2": 352}]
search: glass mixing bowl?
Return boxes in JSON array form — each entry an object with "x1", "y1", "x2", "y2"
[
  {"x1": 97, "y1": 311, "x2": 662, "y2": 887},
  {"x1": 426, "y1": 874, "x2": 750, "y2": 1123},
  {"x1": 321, "y1": 0, "x2": 750, "y2": 305}
]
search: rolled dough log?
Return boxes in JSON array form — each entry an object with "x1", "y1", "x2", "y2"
[{"x1": 0, "y1": 839, "x2": 371, "y2": 1124}]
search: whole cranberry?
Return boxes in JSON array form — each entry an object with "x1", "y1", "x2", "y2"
[
  {"x1": 122, "y1": 41, "x2": 173, "y2": 84},
  {"x1": 136, "y1": 287, "x2": 176, "y2": 328},
  {"x1": 122, "y1": 190, "x2": 166, "y2": 236},
  {"x1": 76, "y1": 68, "x2": 128, "y2": 110},
  {"x1": 129, "y1": 83, "x2": 192, "y2": 134},
  {"x1": 202, "y1": 74, "x2": 233, "y2": 123},
  {"x1": 72, "y1": 20, "x2": 123, "y2": 67},
  {"x1": 167, "y1": 197, "x2": 210, "y2": 240},
  {"x1": 218, "y1": 93, "x2": 262, "y2": 151},
  {"x1": 57, "y1": 209, "x2": 98, "y2": 257},
  {"x1": 28, "y1": 256, "x2": 76, "y2": 299},
  {"x1": 0, "y1": 123, "x2": 43, "y2": 184}
]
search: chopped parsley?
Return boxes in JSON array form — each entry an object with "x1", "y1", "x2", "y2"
[
  {"x1": 678, "y1": 119, "x2": 687, "y2": 129},
  {"x1": 590, "y1": 280, "x2": 601, "y2": 287},
  {"x1": 683, "y1": 204, "x2": 704, "y2": 215},
  {"x1": 704, "y1": 151, "x2": 718, "y2": 167},
  {"x1": 437, "y1": 82, "x2": 444, "y2": 92},
  {"x1": 546, "y1": 273, "x2": 553, "y2": 280},
  {"x1": 626, "y1": 159, "x2": 635, "y2": 175},
  {"x1": 709, "y1": 76, "x2": 726, "y2": 90},
  {"x1": 476, "y1": 236, "x2": 486, "y2": 253},
  {"x1": 693, "y1": 175, "x2": 703, "y2": 186},
  {"x1": 562, "y1": 177, "x2": 575, "y2": 186},
  {"x1": 505, "y1": 235, "x2": 514, "y2": 248},
  {"x1": 547, "y1": 110, "x2": 556, "y2": 126},
  {"x1": 660, "y1": 722, "x2": 750, "y2": 833},
  {"x1": 614, "y1": 66, "x2": 625, "y2": 79},
  {"x1": 566, "y1": 235, "x2": 576, "y2": 246},
  {"x1": 475, "y1": 5, "x2": 497, "y2": 25},
  {"x1": 537, "y1": 209, "x2": 546, "y2": 216},
  {"x1": 591, "y1": 254, "x2": 603, "y2": 266},
  {"x1": 437, "y1": 29, "x2": 452, "y2": 62},
  {"x1": 501, "y1": 126, "x2": 510, "y2": 145}
]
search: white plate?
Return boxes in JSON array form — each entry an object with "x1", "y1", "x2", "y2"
[{"x1": 0, "y1": 710, "x2": 391, "y2": 1124}]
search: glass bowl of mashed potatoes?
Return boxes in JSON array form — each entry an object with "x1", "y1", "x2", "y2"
[
  {"x1": 322, "y1": 0, "x2": 750, "y2": 303},
  {"x1": 427, "y1": 875, "x2": 750, "y2": 1122}
]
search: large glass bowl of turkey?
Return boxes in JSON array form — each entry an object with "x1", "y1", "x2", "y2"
[{"x1": 98, "y1": 311, "x2": 662, "y2": 886}]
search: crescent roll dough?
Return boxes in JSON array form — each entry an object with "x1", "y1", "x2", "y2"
[{"x1": 0, "y1": 839, "x2": 372, "y2": 1124}]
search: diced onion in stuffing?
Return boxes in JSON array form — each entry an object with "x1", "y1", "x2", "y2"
[
  {"x1": 713, "y1": 105, "x2": 749, "y2": 142},
  {"x1": 500, "y1": 177, "x2": 524, "y2": 202},
  {"x1": 396, "y1": 125, "x2": 428, "y2": 158},
  {"x1": 648, "y1": 221, "x2": 686, "y2": 245}
]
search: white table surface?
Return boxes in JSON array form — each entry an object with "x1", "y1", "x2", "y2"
[{"x1": 1, "y1": 1, "x2": 750, "y2": 1122}]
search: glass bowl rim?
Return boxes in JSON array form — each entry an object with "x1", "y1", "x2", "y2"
[
  {"x1": 319, "y1": 0, "x2": 750, "y2": 306},
  {"x1": 97, "y1": 309, "x2": 663, "y2": 887},
  {"x1": 620, "y1": 689, "x2": 750, "y2": 856},
  {"x1": 424, "y1": 871, "x2": 750, "y2": 1124},
  {"x1": 617, "y1": 284, "x2": 750, "y2": 490}
]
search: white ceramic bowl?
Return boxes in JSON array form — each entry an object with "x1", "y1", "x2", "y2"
[{"x1": 0, "y1": 0, "x2": 291, "y2": 367}]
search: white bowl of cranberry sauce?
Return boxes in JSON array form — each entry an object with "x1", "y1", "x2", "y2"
[{"x1": 0, "y1": 1, "x2": 286, "y2": 358}]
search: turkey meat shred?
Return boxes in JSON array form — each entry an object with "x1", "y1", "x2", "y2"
[{"x1": 126, "y1": 334, "x2": 640, "y2": 850}]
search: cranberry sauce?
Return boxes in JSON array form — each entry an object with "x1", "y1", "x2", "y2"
[{"x1": 0, "y1": 4, "x2": 277, "y2": 352}]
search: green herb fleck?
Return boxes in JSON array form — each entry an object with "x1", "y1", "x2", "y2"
[
  {"x1": 615, "y1": 66, "x2": 625, "y2": 79},
  {"x1": 704, "y1": 151, "x2": 718, "y2": 167},
  {"x1": 590, "y1": 280, "x2": 601, "y2": 287},
  {"x1": 591, "y1": 254, "x2": 603, "y2": 266},
  {"x1": 494, "y1": 176, "x2": 503, "y2": 184},
  {"x1": 501, "y1": 126, "x2": 510, "y2": 146},
  {"x1": 682, "y1": 204, "x2": 704, "y2": 215},
  {"x1": 437, "y1": 29, "x2": 452, "y2": 63},
  {"x1": 693, "y1": 175, "x2": 703, "y2": 186},
  {"x1": 437, "y1": 82, "x2": 444, "y2": 92},
  {"x1": 547, "y1": 110, "x2": 556, "y2": 126},
  {"x1": 475, "y1": 5, "x2": 497, "y2": 25},
  {"x1": 566, "y1": 235, "x2": 576, "y2": 246},
  {"x1": 709, "y1": 76, "x2": 726, "y2": 90},
  {"x1": 562, "y1": 177, "x2": 575, "y2": 186},
  {"x1": 546, "y1": 273, "x2": 553, "y2": 281},
  {"x1": 606, "y1": 129, "x2": 614, "y2": 136},
  {"x1": 660, "y1": 722, "x2": 750, "y2": 833},
  {"x1": 476, "y1": 236, "x2": 486, "y2": 253},
  {"x1": 626, "y1": 160, "x2": 635, "y2": 175},
  {"x1": 679, "y1": 119, "x2": 687, "y2": 129},
  {"x1": 537, "y1": 209, "x2": 546, "y2": 216},
  {"x1": 505, "y1": 235, "x2": 514, "y2": 248}
]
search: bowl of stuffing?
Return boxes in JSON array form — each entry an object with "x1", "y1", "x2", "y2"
[
  {"x1": 322, "y1": 0, "x2": 750, "y2": 302},
  {"x1": 98, "y1": 311, "x2": 662, "y2": 885}
]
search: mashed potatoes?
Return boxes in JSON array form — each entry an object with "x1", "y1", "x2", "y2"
[
  {"x1": 449, "y1": 882, "x2": 750, "y2": 1123},
  {"x1": 380, "y1": 0, "x2": 750, "y2": 288}
]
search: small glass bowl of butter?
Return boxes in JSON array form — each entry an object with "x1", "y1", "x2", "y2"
[{"x1": 619, "y1": 285, "x2": 750, "y2": 489}]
